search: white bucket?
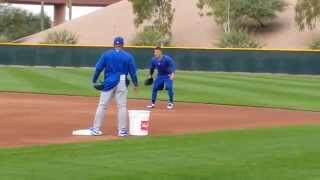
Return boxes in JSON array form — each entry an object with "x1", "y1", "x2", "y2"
[{"x1": 128, "y1": 110, "x2": 151, "y2": 136}]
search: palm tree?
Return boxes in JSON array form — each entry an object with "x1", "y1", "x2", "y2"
[
  {"x1": 66, "y1": 0, "x2": 72, "y2": 20},
  {"x1": 224, "y1": 0, "x2": 231, "y2": 33},
  {"x1": 40, "y1": 0, "x2": 44, "y2": 30}
]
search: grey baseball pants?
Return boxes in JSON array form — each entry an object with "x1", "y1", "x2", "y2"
[{"x1": 92, "y1": 76, "x2": 127, "y2": 132}]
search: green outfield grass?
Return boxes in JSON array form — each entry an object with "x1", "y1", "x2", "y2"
[
  {"x1": 0, "y1": 125, "x2": 319, "y2": 180},
  {"x1": 0, "y1": 66, "x2": 319, "y2": 111}
]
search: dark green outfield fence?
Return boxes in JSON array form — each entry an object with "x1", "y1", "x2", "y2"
[{"x1": 1, "y1": 44, "x2": 320, "y2": 74}]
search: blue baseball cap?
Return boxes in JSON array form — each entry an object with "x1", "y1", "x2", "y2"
[{"x1": 114, "y1": 36, "x2": 124, "y2": 46}]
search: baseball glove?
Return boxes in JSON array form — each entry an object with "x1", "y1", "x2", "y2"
[
  {"x1": 144, "y1": 77, "x2": 154, "y2": 86},
  {"x1": 126, "y1": 78, "x2": 130, "y2": 87},
  {"x1": 93, "y1": 82, "x2": 104, "y2": 91}
]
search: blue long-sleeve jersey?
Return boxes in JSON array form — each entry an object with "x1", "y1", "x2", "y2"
[
  {"x1": 92, "y1": 48, "x2": 138, "y2": 91},
  {"x1": 150, "y1": 55, "x2": 176, "y2": 76}
]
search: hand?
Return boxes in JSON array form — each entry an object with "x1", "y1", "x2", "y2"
[
  {"x1": 170, "y1": 73, "x2": 175, "y2": 80},
  {"x1": 132, "y1": 86, "x2": 139, "y2": 95},
  {"x1": 93, "y1": 80, "x2": 102, "y2": 86}
]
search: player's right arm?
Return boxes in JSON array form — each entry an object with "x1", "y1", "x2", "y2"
[
  {"x1": 128, "y1": 54, "x2": 138, "y2": 87},
  {"x1": 149, "y1": 59, "x2": 156, "y2": 78}
]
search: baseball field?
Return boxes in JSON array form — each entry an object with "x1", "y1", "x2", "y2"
[{"x1": 0, "y1": 66, "x2": 319, "y2": 179}]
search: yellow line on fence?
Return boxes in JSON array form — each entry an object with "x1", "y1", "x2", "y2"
[{"x1": 1, "y1": 42, "x2": 320, "y2": 52}]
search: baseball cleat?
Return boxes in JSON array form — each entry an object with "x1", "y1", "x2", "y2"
[
  {"x1": 89, "y1": 127, "x2": 103, "y2": 136},
  {"x1": 146, "y1": 103, "x2": 155, "y2": 109},
  {"x1": 167, "y1": 103, "x2": 174, "y2": 110},
  {"x1": 118, "y1": 129, "x2": 129, "y2": 137}
]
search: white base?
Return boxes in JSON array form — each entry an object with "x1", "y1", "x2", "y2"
[{"x1": 72, "y1": 129, "x2": 95, "y2": 136}]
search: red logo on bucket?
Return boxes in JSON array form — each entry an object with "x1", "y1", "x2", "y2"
[{"x1": 141, "y1": 121, "x2": 149, "y2": 131}]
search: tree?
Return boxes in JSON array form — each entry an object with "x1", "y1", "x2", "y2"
[
  {"x1": 0, "y1": 34, "x2": 8, "y2": 42},
  {"x1": 0, "y1": 0, "x2": 7, "y2": 6},
  {"x1": 295, "y1": 0, "x2": 320, "y2": 30},
  {"x1": 0, "y1": 6, "x2": 51, "y2": 41},
  {"x1": 129, "y1": 0, "x2": 175, "y2": 45},
  {"x1": 66, "y1": 0, "x2": 72, "y2": 20},
  {"x1": 42, "y1": 29, "x2": 78, "y2": 44},
  {"x1": 132, "y1": 26, "x2": 171, "y2": 46},
  {"x1": 0, "y1": 0, "x2": 7, "y2": 9},
  {"x1": 216, "y1": 29, "x2": 263, "y2": 48},
  {"x1": 197, "y1": 0, "x2": 287, "y2": 32},
  {"x1": 309, "y1": 37, "x2": 320, "y2": 49},
  {"x1": 40, "y1": 0, "x2": 45, "y2": 30}
]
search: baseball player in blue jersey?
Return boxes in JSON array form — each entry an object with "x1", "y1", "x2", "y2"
[
  {"x1": 89, "y1": 37, "x2": 138, "y2": 136},
  {"x1": 147, "y1": 47, "x2": 176, "y2": 110}
]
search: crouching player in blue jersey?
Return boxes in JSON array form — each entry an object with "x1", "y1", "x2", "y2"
[{"x1": 147, "y1": 47, "x2": 176, "y2": 110}]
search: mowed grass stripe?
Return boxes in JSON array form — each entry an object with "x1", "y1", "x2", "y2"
[
  {"x1": 175, "y1": 80, "x2": 300, "y2": 109},
  {"x1": 0, "y1": 67, "x2": 318, "y2": 108},
  {"x1": 174, "y1": 79, "x2": 260, "y2": 104},
  {"x1": 179, "y1": 73, "x2": 320, "y2": 98},
  {"x1": 182, "y1": 71, "x2": 320, "y2": 83},
  {"x1": 177, "y1": 73, "x2": 319, "y2": 110},
  {"x1": 33, "y1": 68, "x2": 96, "y2": 92},
  {"x1": 183, "y1": 71, "x2": 320, "y2": 90},
  {"x1": 1, "y1": 67, "x2": 97, "y2": 95},
  {"x1": 0, "y1": 68, "x2": 33, "y2": 91},
  {"x1": 177, "y1": 74, "x2": 314, "y2": 103},
  {"x1": 0, "y1": 67, "x2": 319, "y2": 111},
  {"x1": 7, "y1": 68, "x2": 89, "y2": 94},
  {"x1": 0, "y1": 126, "x2": 320, "y2": 180},
  {"x1": 212, "y1": 73, "x2": 320, "y2": 89},
  {"x1": 180, "y1": 72, "x2": 320, "y2": 107},
  {"x1": 181, "y1": 71, "x2": 320, "y2": 89}
]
